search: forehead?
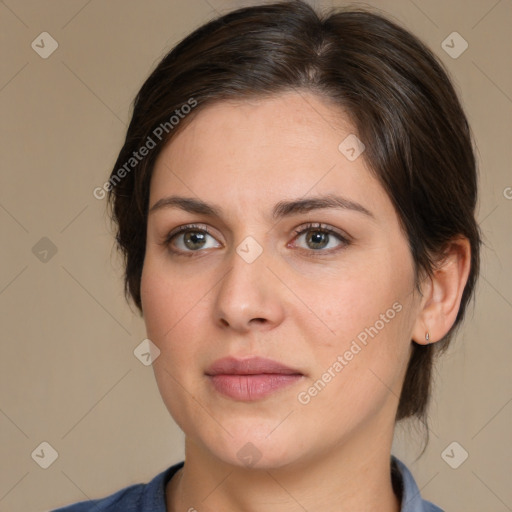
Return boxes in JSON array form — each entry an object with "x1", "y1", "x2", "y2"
[
  {"x1": 149, "y1": 91, "x2": 389, "y2": 221},
  {"x1": 157, "y1": 91, "x2": 353, "y2": 161}
]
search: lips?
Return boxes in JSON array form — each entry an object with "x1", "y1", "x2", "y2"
[
  {"x1": 205, "y1": 356, "x2": 304, "y2": 401},
  {"x1": 205, "y1": 356, "x2": 303, "y2": 376}
]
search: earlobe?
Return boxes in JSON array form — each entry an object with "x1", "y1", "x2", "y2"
[{"x1": 412, "y1": 237, "x2": 471, "y2": 345}]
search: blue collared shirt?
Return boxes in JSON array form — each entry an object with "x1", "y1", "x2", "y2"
[{"x1": 52, "y1": 456, "x2": 443, "y2": 511}]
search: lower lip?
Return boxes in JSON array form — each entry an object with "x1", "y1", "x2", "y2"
[{"x1": 207, "y1": 374, "x2": 303, "y2": 401}]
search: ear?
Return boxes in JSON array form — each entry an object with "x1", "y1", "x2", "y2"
[{"x1": 412, "y1": 236, "x2": 472, "y2": 344}]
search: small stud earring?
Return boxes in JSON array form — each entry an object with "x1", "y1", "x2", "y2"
[{"x1": 425, "y1": 332, "x2": 430, "y2": 342}]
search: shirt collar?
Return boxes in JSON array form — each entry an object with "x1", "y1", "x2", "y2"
[{"x1": 392, "y1": 455, "x2": 443, "y2": 511}]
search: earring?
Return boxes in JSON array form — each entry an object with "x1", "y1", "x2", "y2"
[{"x1": 425, "y1": 332, "x2": 430, "y2": 342}]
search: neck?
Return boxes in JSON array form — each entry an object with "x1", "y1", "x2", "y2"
[{"x1": 166, "y1": 419, "x2": 401, "y2": 512}]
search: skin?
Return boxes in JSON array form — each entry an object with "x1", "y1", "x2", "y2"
[{"x1": 140, "y1": 91, "x2": 471, "y2": 512}]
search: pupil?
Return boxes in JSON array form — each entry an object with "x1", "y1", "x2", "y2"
[
  {"x1": 308, "y1": 231, "x2": 327, "y2": 249},
  {"x1": 185, "y1": 231, "x2": 205, "y2": 249}
]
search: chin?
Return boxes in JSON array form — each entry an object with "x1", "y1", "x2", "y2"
[{"x1": 199, "y1": 424, "x2": 302, "y2": 471}]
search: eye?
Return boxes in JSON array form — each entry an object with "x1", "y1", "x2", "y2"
[
  {"x1": 164, "y1": 224, "x2": 222, "y2": 255},
  {"x1": 163, "y1": 222, "x2": 350, "y2": 258},
  {"x1": 291, "y1": 222, "x2": 350, "y2": 254}
]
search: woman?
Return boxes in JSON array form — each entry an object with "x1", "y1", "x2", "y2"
[{"x1": 54, "y1": 1, "x2": 480, "y2": 510}]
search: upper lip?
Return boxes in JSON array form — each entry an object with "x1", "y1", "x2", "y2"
[{"x1": 205, "y1": 356, "x2": 303, "y2": 376}]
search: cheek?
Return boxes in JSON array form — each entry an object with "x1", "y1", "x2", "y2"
[
  {"x1": 298, "y1": 306, "x2": 410, "y2": 441},
  {"x1": 140, "y1": 257, "x2": 211, "y2": 379},
  {"x1": 312, "y1": 268, "x2": 401, "y2": 348},
  {"x1": 140, "y1": 260, "x2": 204, "y2": 430},
  {"x1": 301, "y1": 254, "x2": 413, "y2": 409},
  {"x1": 141, "y1": 257, "x2": 200, "y2": 342},
  {"x1": 140, "y1": 266, "x2": 169, "y2": 341}
]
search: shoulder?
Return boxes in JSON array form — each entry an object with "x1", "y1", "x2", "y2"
[
  {"x1": 392, "y1": 456, "x2": 444, "y2": 512},
  {"x1": 51, "y1": 461, "x2": 184, "y2": 512}
]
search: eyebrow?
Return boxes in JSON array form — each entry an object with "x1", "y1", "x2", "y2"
[{"x1": 148, "y1": 194, "x2": 374, "y2": 220}]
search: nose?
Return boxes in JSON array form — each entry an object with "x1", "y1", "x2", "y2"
[{"x1": 212, "y1": 244, "x2": 286, "y2": 333}]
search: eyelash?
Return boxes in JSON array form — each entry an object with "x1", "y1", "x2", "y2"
[
  {"x1": 163, "y1": 222, "x2": 351, "y2": 258},
  {"x1": 292, "y1": 223, "x2": 351, "y2": 256}
]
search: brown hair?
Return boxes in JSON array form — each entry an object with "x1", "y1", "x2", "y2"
[{"x1": 107, "y1": 0, "x2": 480, "y2": 428}]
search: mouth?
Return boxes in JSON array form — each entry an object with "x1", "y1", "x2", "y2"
[{"x1": 205, "y1": 356, "x2": 304, "y2": 401}]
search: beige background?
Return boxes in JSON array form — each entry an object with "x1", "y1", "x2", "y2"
[{"x1": 0, "y1": 0, "x2": 511, "y2": 511}]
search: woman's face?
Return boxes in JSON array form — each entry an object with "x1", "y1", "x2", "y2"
[{"x1": 141, "y1": 91, "x2": 421, "y2": 469}]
